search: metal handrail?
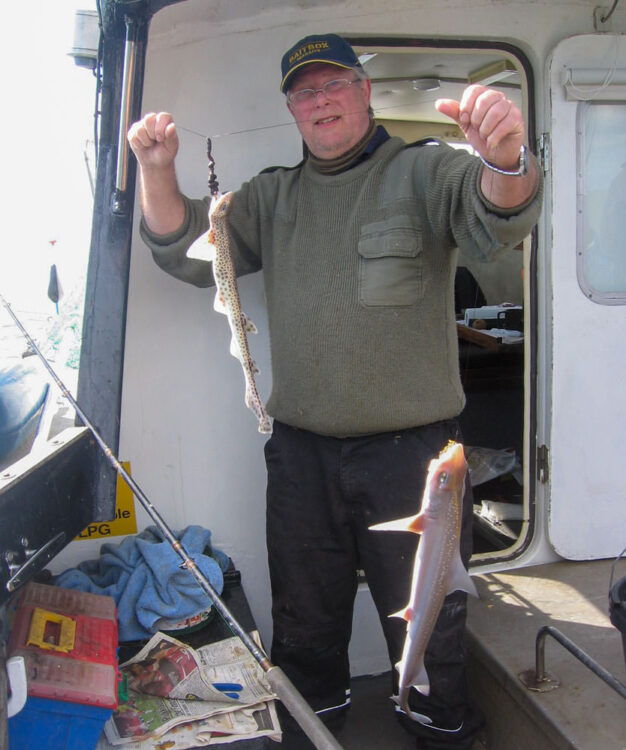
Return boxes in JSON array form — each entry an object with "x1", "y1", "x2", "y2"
[{"x1": 531, "y1": 625, "x2": 626, "y2": 699}]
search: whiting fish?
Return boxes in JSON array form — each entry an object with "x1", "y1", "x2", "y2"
[{"x1": 369, "y1": 441, "x2": 477, "y2": 723}]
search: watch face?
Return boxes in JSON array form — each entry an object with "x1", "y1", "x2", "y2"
[{"x1": 519, "y1": 145, "x2": 529, "y2": 176}]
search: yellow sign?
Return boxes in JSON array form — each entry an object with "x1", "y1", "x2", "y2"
[{"x1": 75, "y1": 462, "x2": 138, "y2": 540}]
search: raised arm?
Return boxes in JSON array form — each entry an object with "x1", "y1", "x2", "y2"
[
  {"x1": 127, "y1": 112, "x2": 186, "y2": 235},
  {"x1": 435, "y1": 85, "x2": 539, "y2": 210}
]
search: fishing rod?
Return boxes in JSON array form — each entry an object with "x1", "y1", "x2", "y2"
[{"x1": 0, "y1": 293, "x2": 343, "y2": 750}]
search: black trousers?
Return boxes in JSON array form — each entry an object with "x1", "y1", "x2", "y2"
[{"x1": 264, "y1": 419, "x2": 483, "y2": 749}]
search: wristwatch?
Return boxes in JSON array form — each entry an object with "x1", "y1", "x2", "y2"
[{"x1": 478, "y1": 144, "x2": 529, "y2": 177}]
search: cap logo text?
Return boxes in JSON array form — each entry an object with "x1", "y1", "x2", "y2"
[{"x1": 289, "y1": 41, "x2": 330, "y2": 65}]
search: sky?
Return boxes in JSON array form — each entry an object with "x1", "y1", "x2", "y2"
[{"x1": 0, "y1": 1, "x2": 97, "y2": 316}]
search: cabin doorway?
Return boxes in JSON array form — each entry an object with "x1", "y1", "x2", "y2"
[{"x1": 350, "y1": 39, "x2": 536, "y2": 562}]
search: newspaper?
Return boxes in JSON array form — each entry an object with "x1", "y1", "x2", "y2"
[
  {"x1": 100, "y1": 631, "x2": 281, "y2": 747},
  {"x1": 97, "y1": 701, "x2": 280, "y2": 749}
]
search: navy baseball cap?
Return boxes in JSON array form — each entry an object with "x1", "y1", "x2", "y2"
[{"x1": 280, "y1": 33, "x2": 362, "y2": 93}]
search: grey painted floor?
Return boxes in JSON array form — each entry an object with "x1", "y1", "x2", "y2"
[
  {"x1": 320, "y1": 672, "x2": 485, "y2": 750},
  {"x1": 334, "y1": 673, "x2": 416, "y2": 749}
]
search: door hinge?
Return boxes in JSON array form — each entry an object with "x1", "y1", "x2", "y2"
[
  {"x1": 539, "y1": 133, "x2": 551, "y2": 174},
  {"x1": 537, "y1": 444, "x2": 550, "y2": 483}
]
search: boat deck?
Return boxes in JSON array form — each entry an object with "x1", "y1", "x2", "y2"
[{"x1": 465, "y1": 559, "x2": 626, "y2": 750}]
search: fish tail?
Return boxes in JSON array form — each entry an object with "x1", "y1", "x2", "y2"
[
  {"x1": 244, "y1": 384, "x2": 272, "y2": 434},
  {"x1": 392, "y1": 690, "x2": 432, "y2": 725}
]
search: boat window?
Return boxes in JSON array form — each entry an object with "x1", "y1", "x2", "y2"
[
  {"x1": 0, "y1": 6, "x2": 94, "y2": 473},
  {"x1": 577, "y1": 101, "x2": 626, "y2": 303}
]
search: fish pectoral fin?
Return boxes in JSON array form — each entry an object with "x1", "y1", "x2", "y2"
[
  {"x1": 446, "y1": 555, "x2": 479, "y2": 597},
  {"x1": 187, "y1": 230, "x2": 216, "y2": 262},
  {"x1": 389, "y1": 606, "x2": 414, "y2": 622},
  {"x1": 369, "y1": 512, "x2": 425, "y2": 535}
]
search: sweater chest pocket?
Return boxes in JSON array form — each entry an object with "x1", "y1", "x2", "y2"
[{"x1": 357, "y1": 218, "x2": 423, "y2": 306}]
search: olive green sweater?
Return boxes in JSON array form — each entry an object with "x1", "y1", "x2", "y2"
[{"x1": 142, "y1": 136, "x2": 542, "y2": 436}]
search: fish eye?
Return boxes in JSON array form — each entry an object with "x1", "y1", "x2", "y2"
[{"x1": 437, "y1": 470, "x2": 450, "y2": 487}]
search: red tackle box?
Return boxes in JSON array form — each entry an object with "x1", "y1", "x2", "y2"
[{"x1": 7, "y1": 581, "x2": 119, "y2": 750}]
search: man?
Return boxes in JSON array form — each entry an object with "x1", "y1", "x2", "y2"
[{"x1": 128, "y1": 33, "x2": 542, "y2": 750}]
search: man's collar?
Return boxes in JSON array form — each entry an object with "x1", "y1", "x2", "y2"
[
  {"x1": 361, "y1": 125, "x2": 390, "y2": 159},
  {"x1": 308, "y1": 123, "x2": 390, "y2": 175}
]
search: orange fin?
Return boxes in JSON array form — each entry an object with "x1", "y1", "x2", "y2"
[
  {"x1": 369, "y1": 512, "x2": 425, "y2": 535},
  {"x1": 389, "y1": 606, "x2": 414, "y2": 622}
]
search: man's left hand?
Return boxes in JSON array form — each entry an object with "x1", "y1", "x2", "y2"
[{"x1": 435, "y1": 84, "x2": 524, "y2": 171}]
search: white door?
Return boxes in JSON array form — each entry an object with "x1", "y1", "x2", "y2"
[{"x1": 547, "y1": 34, "x2": 626, "y2": 560}]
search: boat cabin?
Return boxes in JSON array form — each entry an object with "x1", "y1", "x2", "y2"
[{"x1": 1, "y1": 1, "x2": 625, "y2": 748}]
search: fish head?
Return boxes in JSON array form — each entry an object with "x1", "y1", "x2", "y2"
[
  {"x1": 209, "y1": 191, "x2": 234, "y2": 222},
  {"x1": 422, "y1": 441, "x2": 467, "y2": 518}
]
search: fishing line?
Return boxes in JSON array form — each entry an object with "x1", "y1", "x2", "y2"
[
  {"x1": 178, "y1": 119, "x2": 297, "y2": 141},
  {"x1": 0, "y1": 291, "x2": 344, "y2": 750},
  {"x1": 175, "y1": 100, "x2": 447, "y2": 143}
]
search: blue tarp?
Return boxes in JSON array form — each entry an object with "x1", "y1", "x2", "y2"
[{"x1": 56, "y1": 525, "x2": 230, "y2": 642}]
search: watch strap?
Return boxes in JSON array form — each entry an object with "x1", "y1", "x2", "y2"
[{"x1": 478, "y1": 144, "x2": 529, "y2": 177}]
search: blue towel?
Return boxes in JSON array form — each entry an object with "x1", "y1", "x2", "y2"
[{"x1": 55, "y1": 525, "x2": 230, "y2": 642}]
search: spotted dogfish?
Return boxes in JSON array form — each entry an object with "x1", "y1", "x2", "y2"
[
  {"x1": 188, "y1": 191, "x2": 272, "y2": 434},
  {"x1": 369, "y1": 441, "x2": 477, "y2": 724}
]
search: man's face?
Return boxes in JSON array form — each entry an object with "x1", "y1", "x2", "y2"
[{"x1": 286, "y1": 63, "x2": 372, "y2": 160}]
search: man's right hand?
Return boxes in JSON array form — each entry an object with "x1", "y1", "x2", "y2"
[
  {"x1": 128, "y1": 112, "x2": 179, "y2": 170},
  {"x1": 127, "y1": 112, "x2": 186, "y2": 235}
]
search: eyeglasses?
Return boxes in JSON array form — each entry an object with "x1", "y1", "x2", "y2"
[{"x1": 287, "y1": 78, "x2": 361, "y2": 107}]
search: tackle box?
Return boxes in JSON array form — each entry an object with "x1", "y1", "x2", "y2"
[{"x1": 7, "y1": 581, "x2": 119, "y2": 750}]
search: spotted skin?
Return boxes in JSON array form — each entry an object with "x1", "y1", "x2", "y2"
[{"x1": 208, "y1": 192, "x2": 272, "y2": 434}]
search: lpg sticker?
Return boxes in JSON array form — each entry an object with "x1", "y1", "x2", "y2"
[{"x1": 75, "y1": 462, "x2": 138, "y2": 539}]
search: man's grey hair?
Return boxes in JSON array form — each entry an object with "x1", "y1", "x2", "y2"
[{"x1": 352, "y1": 67, "x2": 375, "y2": 119}]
